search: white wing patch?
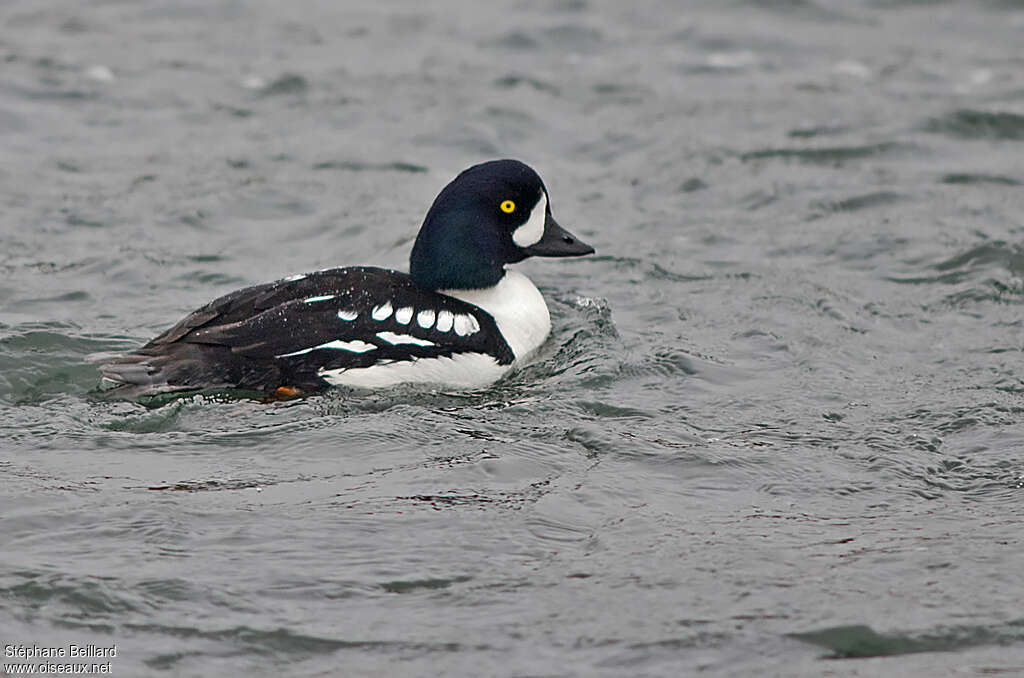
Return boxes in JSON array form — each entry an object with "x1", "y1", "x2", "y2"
[
  {"x1": 417, "y1": 309, "x2": 436, "y2": 328},
  {"x1": 371, "y1": 302, "x2": 393, "y2": 321},
  {"x1": 395, "y1": 306, "x2": 414, "y2": 325},
  {"x1": 304, "y1": 294, "x2": 335, "y2": 303},
  {"x1": 453, "y1": 313, "x2": 480, "y2": 336},
  {"x1": 276, "y1": 339, "x2": 376, "y2": 358},
  {"x1": 337, "y1": 309, "x2": 359, "y2": 321},
  {"x1": 376, "y1": 331, "x2": 435, "y2": 347},
  {"x1": 436, "y1": 310, "x2": 454, "y2": 332},
  {"x1": 512, "y1": 191, "x2": 547, "y2": 248},
  {"x1": 284, "y1": 273, "x2": 307, "y2": 282}
]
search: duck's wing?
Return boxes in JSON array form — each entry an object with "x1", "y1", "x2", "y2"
[
  {"x1": 173, "y1": 267, "x2": 514, "y2": 363},
  {"x1": 102, "y1": 267, "x2": 514, "y2": 393}
]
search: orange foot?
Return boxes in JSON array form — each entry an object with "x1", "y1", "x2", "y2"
[{"x1": 273, "y1": 385, "x2": 301, "y2": 399}]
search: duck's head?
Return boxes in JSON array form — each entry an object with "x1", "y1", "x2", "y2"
[{"x1": 410, "y1": 159, "x2": 594, "y2": 291}]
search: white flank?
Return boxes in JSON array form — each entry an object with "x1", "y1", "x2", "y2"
[
  {"x1": 453, "y1": 313, "x2": 480, "y2": 336},
  {"x1": 276, "y1": 339, "x2": 376, "y2": 358},
  {"x1": 443, "y1": 270, "x2": 550, "y2": 362},
  {"x1": 337, "y1": 309, "x2": 359, "y2": 321},
  {"x1": 284, "y1": 273, "x2": 307, "y2": 282},
  {"x1": 371, "y1": 302, "x2": 393, "y2": 321},
  {"x1": 319, "y1": 352, "x2": 507, "y2": 389},
  {"x1": 376, "y1": 331, "x2": 435, "y2": 347},
  {"x1": 395, "y1": 306, "x2": 414, "y2": 324},
  {"x1": 417, "y1": 309, "x2": 436, "y2": 328},
  {"x1": 436, "y1": 310, "x2": 454, "y2": 332},
  {"x1": 304, "y1": 294, "x2": 335, "y2": 303},
  {"x1": 512, "y1": 191, "x2": 547, "y2": 248}
]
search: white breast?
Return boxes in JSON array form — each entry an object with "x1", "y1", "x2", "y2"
[{"x1": 443, "y1": 270, "x2": 551, "y2": 363}]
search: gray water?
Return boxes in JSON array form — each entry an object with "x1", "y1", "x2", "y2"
[{"x1": 2, "y1": 1, "x2": 1024, "y2": 676}]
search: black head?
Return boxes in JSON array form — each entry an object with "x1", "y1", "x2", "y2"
[{"x1": 409, "y1": 159, "x2": 594, "y2": 290}]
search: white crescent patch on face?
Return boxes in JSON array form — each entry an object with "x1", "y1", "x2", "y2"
[{"x1": 512, "y1": 191, "x2": 547, "y2": 248}]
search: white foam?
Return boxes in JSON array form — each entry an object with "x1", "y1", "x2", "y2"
[{"x1": 85, "y1": 65, "x2": 115, "y2": 82}]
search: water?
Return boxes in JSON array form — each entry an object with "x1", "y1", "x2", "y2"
[{"x1": 2, "y1": 1, "x2": 1023, "y2": 675}]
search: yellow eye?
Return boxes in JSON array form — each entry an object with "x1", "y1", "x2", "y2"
[{"x1": 500, "y1": 200, "x2": 516, "y2": 213}]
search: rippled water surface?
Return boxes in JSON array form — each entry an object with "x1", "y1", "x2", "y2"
[{"x1": 2, "y1": 1, "x2": 1024, "y2": 676}]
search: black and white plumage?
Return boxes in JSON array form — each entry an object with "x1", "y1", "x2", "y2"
[{"x1": 101, "y1": 159, "x2": 594, "y2": 396}]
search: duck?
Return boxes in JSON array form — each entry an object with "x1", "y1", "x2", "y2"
[{"x1": 100, "y1": 159, "x2": 595, "y2": 397}]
